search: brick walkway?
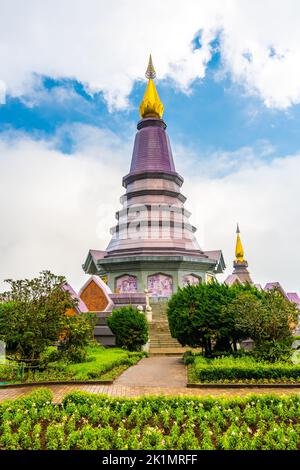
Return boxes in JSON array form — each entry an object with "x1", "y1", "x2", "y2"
[{"x1": 1, "y1": 383, "x2": 300, "y2": 404}]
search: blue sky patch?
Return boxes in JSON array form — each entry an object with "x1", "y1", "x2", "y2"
[{"x1": 1, "y1": 60, "x2": 300, "y2": 162}]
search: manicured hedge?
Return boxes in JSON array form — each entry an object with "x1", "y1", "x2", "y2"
[
  {"x1": 192, "y1": 356, "x2": 300, "y2": 382},
  {"x1": 107, "y1": 306, "x2": 148, "y2": 351},
  {"x1": 2, "y1": 390, "x2": 300, "y2": 449}
]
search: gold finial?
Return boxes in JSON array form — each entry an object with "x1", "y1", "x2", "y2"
[
  {"x1": 139, "y1": 55, "x2": 164, "y2": 119},
  {"x1": 235, "y1": 223, "x2": 245, "y2": 263},
  {"x1": 145, "y1": 54, "x2": 156, "y2": 79}
]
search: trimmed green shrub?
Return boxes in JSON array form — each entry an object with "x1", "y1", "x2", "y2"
[
  {"x1": 192, "y1": 356, "x2": 300, "y2": 382},
  {"x1": 107, "y1": 306, "x2": 148, "y2": 351},
  {"x1": 182, "y1": 350, "x2": 195, "y2": 365}
]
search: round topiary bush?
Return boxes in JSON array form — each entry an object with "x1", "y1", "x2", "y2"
[{"x1": 107, "y1": 306, "x2": 148, "y2": 351}]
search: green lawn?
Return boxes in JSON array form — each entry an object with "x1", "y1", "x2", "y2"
[
  {"x1": 0, "y1": 345, "x2": 145, "y2": 383},
  {"x1": 188, "y1": 354, "x2": 300, "y2": 384},
  {"x1": 2, "y1": 389, "x2": 300, "y2": 450},
  {"x1": 56, "y1": 345, "x2": 143, "y2": 380}
]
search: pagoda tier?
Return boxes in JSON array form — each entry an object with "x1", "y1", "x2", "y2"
[{"x1": 105, "y1": 117, "x2": 207, "y2": 259}]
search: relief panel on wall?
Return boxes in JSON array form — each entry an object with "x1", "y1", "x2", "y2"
[
  {"x1": 115, "y1": 275, "x2": 138, "y2": 293},
  {"x1": 147, "y1": 273, "x2": 173, "y2": 297},
  {"x1": 182, "y1": 274, "x2": 201, "y2": 287}
]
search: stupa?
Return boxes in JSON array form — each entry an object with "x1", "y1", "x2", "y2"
[
  {"x1": 83, "y1": 56, "x2": 225, "y2": 297},
  {"x1": 224, "y1": 224, "x2": 253, "y2": 286}
]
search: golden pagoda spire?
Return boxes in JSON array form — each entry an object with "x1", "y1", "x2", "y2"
[
  {"x1": 235, "y1": 223, "x2": 245, "y2": 263},
  {"x1": 145, "y1": 54, "x2": 156, "y2": 79},
  {"x1": 139, "y1": 55, "x2": 164, "y2": 119}
]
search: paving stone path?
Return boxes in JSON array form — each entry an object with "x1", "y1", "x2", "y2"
[
  {"x1": 1, "y1": 356, "x2": 300, "y2": 403},
  {"x1": 114, "y1": 356, "x2": 187, "y2": 388}
]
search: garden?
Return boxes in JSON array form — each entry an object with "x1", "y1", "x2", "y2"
[
  {"x1": 2, "y1": 272, "x2": 300, "y2": 451},
  {"x1": 0, "y1": 345, "x2": 145, "y2": 384},
  {"x1": 2, "y1": 389, "x2": 300, "y2": 450},
  {"x1": 168, "y1": 282, "x2": 300, "y2": 385},
  {"x1": 0, "y1": 271, "x2": 148, "y2": 385}
]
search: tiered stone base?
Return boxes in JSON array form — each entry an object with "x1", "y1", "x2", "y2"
[
  {"x1": 149, "y1": 301, "x2": 188, "y2": 355},
  {"x1": 93, "y1": 312, "x2": 115, "y2": 346}
]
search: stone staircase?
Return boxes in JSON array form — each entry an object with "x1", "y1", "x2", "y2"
[{"x1": 149, "y1": 301, "x2": 187, "y2": 355}]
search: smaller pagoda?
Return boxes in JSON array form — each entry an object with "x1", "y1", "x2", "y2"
[{"x1": 224, "y1": 224, "x2": 253, "y2": 286}]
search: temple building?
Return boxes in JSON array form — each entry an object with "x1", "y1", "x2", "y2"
[
  {"x1": 83, "y1": 56, "x2": 225, "y2": 297},
  {"x1": 224, "y1": 226, "x2": 300, "y2": 315},
  {"x1": 224, "y1": 224, "x2": 253, "y2": 286}
]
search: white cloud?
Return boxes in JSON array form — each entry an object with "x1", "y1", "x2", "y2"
[
  {"x1": 174, "y1": 140, "x2": 276, "y2": 178},
  {"x1": 0, "y1": 127, "x2": 299, "y2": 293},
  {"x1": 0, "y1": 126, "x2": 129, "y2": 291},
  {"x1": 1, "y1": 0, "x2": 300, "y2": 109},
  {"x1": 184, "y1": 151, "x2": 300, "y2": 291},
  {"x1": 0, "y1": 81, "x2": 6, "y2": 104},
  {"x1": 220, "y1": 0, "x2": 300, "y2": 108}
]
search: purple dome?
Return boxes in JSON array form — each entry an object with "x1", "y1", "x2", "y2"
[{"x1": 129, "y1": 119, "x2": 175, "y2": 174}]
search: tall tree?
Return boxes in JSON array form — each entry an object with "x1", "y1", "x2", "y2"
[
  {"x1": 167, "y1": 281, "x2": 255, "y2": 356},
  {"x1": 233, "y1": 288, "x2": 298, "y2": 361},
  {"x1": 0, "y1": 271, "x2": 77, "y2": 360}
]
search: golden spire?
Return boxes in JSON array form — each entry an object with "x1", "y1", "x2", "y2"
[
  {"x1": 139, "y1": 55, "x2": 164, "y2": 119},
  {"x1": 145, "y1": 54, "x2": 156, "y2": 79},
  {"x1": 235, "y1": 223, "x2": 245, "y2": 263}
]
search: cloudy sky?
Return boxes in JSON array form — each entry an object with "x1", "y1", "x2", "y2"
[{"x1": 0, "y1": 0, "x2": 300, "y2": 292}]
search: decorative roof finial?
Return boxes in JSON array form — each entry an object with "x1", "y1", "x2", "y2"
[
  {"x1": 145, "y1": 54, "x2": 156, "y2": 79},
  {"x1": 235, "y1": 223, "x2": 245, "y2": 263},
  {"x1": 139, "y1": 55, "x2": 164, "y2": 119}
]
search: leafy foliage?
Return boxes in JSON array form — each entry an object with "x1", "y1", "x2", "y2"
[
  {"x1": 0, "y1": 271, "x2": 77, "y2": 360},
  {"x1": 2, "y1": 390, "x2": 300, "y2": 449},
  {"x1": 168, "y1": 282, "x2": 297, "y2": 360},
  {"x1": 59, "y1": 313, "x2": 96, "y2": 363},
  {"x1": 167, "y1": 281, "x2": 260, "y2": 356},
  {"x1": 0, "y1": 272, "x2": 97, "y2": 362},
  {"x1": 232, "y1": 288, "x2": 298, "y2": 361},
  {"x1": 107, "y1": 306, "x2": 148, "y2": 351}
]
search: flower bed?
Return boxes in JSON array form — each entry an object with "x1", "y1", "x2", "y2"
[
  {"x1": 2, "y1": 390, "x2": 300, "y2": 449},
  {"x1": 189, "y1": 355, "x2": 300, "y2": 384}
]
